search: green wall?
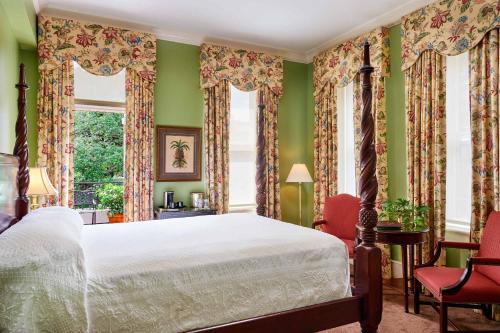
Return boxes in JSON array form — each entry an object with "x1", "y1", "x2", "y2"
[
  {"x1": 386, "y1": 25, "x2": 407, "y2": 201},
  {"x1": 153, "y1": 40, "x2": 312, "y2": 224},
  {"x1": 19, "y1": 49, "x2": 39, "y2": 166},
  {"x1": 0, "y1": 0, "x2": 37, "y2": 159},
  {"x1": 0, "y1": 3, "x2": 20, "y2": 154},
  {"x1": 153, "y1": 41, "x2": 205, "y2": 208},
  {"x1": 279, "y1": 61, "x2": 311, "y2": 225}
]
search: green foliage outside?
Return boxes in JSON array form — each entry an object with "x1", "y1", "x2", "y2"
[
  {"x1": 96, "y1": 183, "x2": 124, "y2": 215},
  {"x1": 74, "y1": 111, "x2": 124, "y2": 183}
]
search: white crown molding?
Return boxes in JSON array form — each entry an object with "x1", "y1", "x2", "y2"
[
  {"x1": 39, "y1": 8, "x2": 155, "y2": 34},
  {"x1": 304, "y1": 0, "x2": 436, "y2": 63},
  {"x1": 153, "y1": 31, "x2": 309, "y2": 63},
  {"x1": 36, "y1": 0, "x2": 437, "y2": 64},
  {"x1": 32, "y1": 0, "x2": 45, "y2": 14}
]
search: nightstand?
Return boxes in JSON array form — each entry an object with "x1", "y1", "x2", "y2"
[{"x1": 155, "y1": 208, "x2": 217, "y2": 220}]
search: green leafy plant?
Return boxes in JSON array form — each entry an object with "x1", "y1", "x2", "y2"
[
  {"x1": 96, "y1": 183, "x2": 124, "y2": 216},
  {"x1": 379, "y1": 198, "x2": 429, "y2": 230},
  {"x1": 170, "y1": 139, "x2": 190, "y2": 168}
]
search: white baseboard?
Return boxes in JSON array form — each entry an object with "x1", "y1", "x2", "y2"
[{"x1": 391, "y1": 260, "x2": 403, "y2": 279}]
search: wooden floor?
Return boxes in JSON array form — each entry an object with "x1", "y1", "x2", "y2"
[{"x1": 320, "y1": 279, "x2": 500, "y2": 333}]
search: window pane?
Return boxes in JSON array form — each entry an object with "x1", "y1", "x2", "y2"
[
  {"x1": 229, "y1": 85, "x2": 257, "y2": 207},
  {"x1": 337, "y1": 82, "x2": 356, "y2": 196},
  {"x1": 74, "y1": 62, "x2": 125, "y2": 102},
  {"x1": 446, "y1": 52, "x2": 471, "y2": 225}
]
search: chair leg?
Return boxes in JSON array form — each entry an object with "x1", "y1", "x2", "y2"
[
  {"x1": 440, "y1": 302, "x2": 448, "y2": 333},
  {"x1": 482, "y1": 304, "x2": 493, "y2": 320},
  {"x1": 414, "y1": 279, "x2": 420, "y2": 314}
]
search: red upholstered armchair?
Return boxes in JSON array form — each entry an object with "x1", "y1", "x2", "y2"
[
  {"x1": 312, "y1": 194, "x2": 360, "y2": 258},
  {"x1": 414, "y1": 211, "x2": 500, "y2": 333}
]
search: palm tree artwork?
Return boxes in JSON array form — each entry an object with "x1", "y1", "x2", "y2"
[{"x1": 170, "y1": 139, "x2": 190, "y2": 168}]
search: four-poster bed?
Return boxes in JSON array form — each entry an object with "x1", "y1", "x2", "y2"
[{"x1": 0, "y1": 44, "x2": 382, "y2": 332}]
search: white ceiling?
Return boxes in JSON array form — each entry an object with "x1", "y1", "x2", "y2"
[{"x1": 35, "y1": 0, "x2": 435, "y2": 63}]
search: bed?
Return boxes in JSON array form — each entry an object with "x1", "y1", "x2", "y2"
[{"x1": 0, "y1": 44, "x2": 382, "y2": 332}]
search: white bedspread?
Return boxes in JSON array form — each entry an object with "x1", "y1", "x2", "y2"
[{"x1": 82, "y1": 213, "x2": 350, "y2": 333}]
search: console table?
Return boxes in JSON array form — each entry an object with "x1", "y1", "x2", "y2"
[
  {"x1": 375, "y1": 226, "x2": 429, "y2": 313},
  {"x1": 155, "y1": 208, "x2": 217, "y2": 220}
]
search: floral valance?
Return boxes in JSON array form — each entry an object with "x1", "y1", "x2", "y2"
[
  {"x1": 313, "y1": 27, "x2": 390, "y2": 96},
  {"x1": 37, "y1": 15, "x2": 156, "y2": 82},
  {"x1": 200, "y1": 43, "x2": 283, "y2": 96},
  {"x1": 401, "y1": 0, "x2": 500, "y2": 71}
]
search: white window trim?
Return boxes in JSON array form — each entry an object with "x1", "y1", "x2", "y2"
[
  {"x1": 445, "y1": 52, "x2": 471, "y2": 235},
  {"x1": 229, "y1": 204, "x2": 257, "y2": 213},
  {"x1": 337, "y1": 82, "x2": 356, "y2": 196},
  {"x1": 446, "y1": 219, "x2": 471, "y2": 234}
]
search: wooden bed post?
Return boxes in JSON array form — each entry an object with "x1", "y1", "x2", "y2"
[
  {"x1": 13, "y1": 64, "x2": 29, "y2": 222},
  {"x1": 355, "y1": 42, "x2": 383, "y2": 333},
  {"x1": 256, "y1": 90, "x2": 266, "y2": 216}
]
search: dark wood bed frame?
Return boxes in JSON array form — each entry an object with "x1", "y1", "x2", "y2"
[{"x1": 0, "y1": 44, "x2": 382, "y2": 333}]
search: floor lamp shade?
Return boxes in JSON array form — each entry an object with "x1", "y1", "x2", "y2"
[
  {"x1": 286, "y1": 164, "x2": 313, "y2": 183},
  {"x1": 286, "y1": 164, "x2": 312, "y2": 226}
]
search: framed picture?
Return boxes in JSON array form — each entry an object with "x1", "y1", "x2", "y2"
[{"x1": 156, "y1": 126, "x2": 202, "y2": 181}]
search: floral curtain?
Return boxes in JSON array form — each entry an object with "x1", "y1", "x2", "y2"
[
  {"x1": 200, "y1": 43, "x2": 283, "y2": 216},
  {"x1": 313, "y1": 27, "x2": 390, "y2": 94},
  {"x1": 353, "y1": 75, "x2": 391, "y2": 279},
  {"x1": 258, "y1": 86, "x2": 281, "y2": 219},
  {"x1": 37, "y1": 15, "x2": 156, "y2": 218},
  {"x1": 200, "y1": 44, "x2": 283, "y2": 96},
  {"x1": 312, "y1": 27, "x2": 390, "y2": 219},
  {"x1": 313, "y1": 83, "x2": 338, "y2": 220},
  {"x1": 406, "y1": 50, "x2": 447, "y2": 262},
  {"x1": 401, "y1": 0, "x2": 500, "y2": 71},
  {"x1": 469, "y1": 26, "x2": 500, "y2": 323},
  {"x1": 37, "y1": 16, "x2": 156, "y2": 80},
  {"x1": 469, "y1": 29, "x2": 500, "y2": 243},
  {"x1": 124, "y1": 69, "x2": 155, "y2": 221},
  {"x1": 203, "y1": 82, "x2": 231, "y2": 214},
  {"x1": 37, "y1": 60, "x2": 75, "y2": 207}
]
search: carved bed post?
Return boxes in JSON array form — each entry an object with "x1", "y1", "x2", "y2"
[
  {"x1": 13, "y1": 64, "x2": 30, "y2": 221},
  {"x1": 256, "y1": 90, "x2": 266, "y2": 216},
  {"x1": 355, "y1": 42, "x2": 382, "y2": 333}
]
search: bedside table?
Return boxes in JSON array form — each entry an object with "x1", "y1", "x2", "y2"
[{"x1": 155, "y1": 208, "x2": 217, "y2": 220}]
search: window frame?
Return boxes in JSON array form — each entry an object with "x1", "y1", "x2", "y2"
[
  {"x1": 445, "y1": 52, "x2": 472, "y2": 235},
  {"x1": 228, "y1": 84, "x2": 257, "y2": 213}
]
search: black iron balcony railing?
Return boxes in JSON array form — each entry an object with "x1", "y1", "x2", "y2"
[{"x1": 74, "y1": 181, "x2": 123, "y2": 209}]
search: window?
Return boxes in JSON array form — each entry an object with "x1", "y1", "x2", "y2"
[
  {"x1": 445, "y1": 52, "x2": 471, "y2": 233},
  {"x1": 337, "y1": 82, "x2": 356, "y2": 195},
  {"x1": 73, "y1": 62, "x2": 126, "y2": 224},
  {"x1": 229, "y1": 84, "x2": 257, "y2": 212}
]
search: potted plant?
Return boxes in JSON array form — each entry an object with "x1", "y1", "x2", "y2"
[
  {"x1": 379, "y1": 198, "x2": 428, "y2": 230},
  {"x1": 96, "y1": 183, "x2": 124, "y2": 223}
]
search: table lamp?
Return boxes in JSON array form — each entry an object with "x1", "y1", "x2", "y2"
[
  {"x1": 286, "y1": 163, "x2": 313, "y2": 226},
  {"x1": 27, "y1": 167, "x2": 58, "y2": 210}
]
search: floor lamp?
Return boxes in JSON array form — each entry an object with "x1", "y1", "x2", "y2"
[{"x1": 286, "y1": 164, "x2": 313, "y2": 226}]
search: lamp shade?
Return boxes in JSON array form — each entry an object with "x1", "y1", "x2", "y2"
[
  {"x1": 27, "y1": 167, "x2": 58, "y2": 196},
  {"x1": 286, "y1": 164, "x2": 313, "y2": 183}
]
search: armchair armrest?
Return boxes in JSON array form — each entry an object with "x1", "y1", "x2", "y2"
[
  {"x1": 416, "y1": 241, "x2": 481, "y2": 269},
  {"x1": 440, "y1": 241, "x2": 480, "y2": 250},
  {"x1": 312, "y1": 219, "x2": 327, "y2": 229},
  {"x1": 442, "y1": 256, "x2": 500, "y2": 296}
]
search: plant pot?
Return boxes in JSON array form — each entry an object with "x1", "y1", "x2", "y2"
[{"x1": 108, "y1": 213, "x2": 124, "y2": 223}]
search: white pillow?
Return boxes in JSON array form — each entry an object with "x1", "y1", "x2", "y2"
[{"x1": 0, "y1": 206, "x2": 89, "y2": 333}]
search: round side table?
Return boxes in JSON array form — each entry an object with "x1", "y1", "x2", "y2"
[{"x1": 375, "y1": 226, "x2": 429, "y2": 313}]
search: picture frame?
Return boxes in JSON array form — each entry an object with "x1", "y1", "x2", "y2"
[{"x1": 156, "y1": 126, "x2": 202, "y2": 182}]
